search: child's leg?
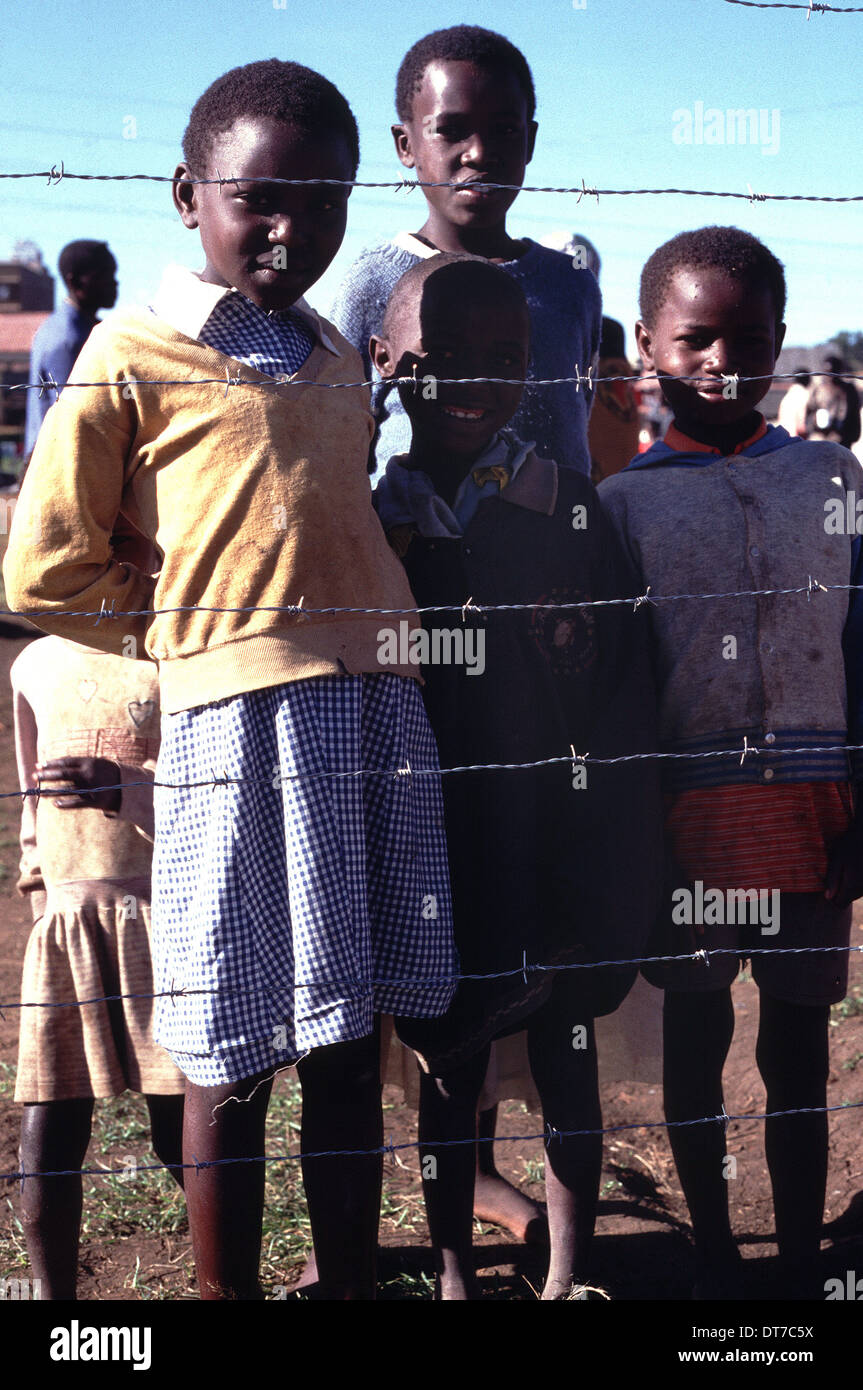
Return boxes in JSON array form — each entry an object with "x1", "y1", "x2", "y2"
[
  {"x1": 182, "y1": 1070, "x2": 273, "y2": 1300},
  {"x1": 663, "y1": 988, "x2": 740, "y2": 1287},
  {"x1": 527, "y1": 1004, "x2": 602, "y2": 1299},
  {"x1": 296, "y1": 1030, "x2": 383, "y2": 1301},
  {"x1": 418, "y1": 1043, "x2": 490, "y2": 1301},
  {"x1": 19, "y1": 1099, "x2": 94, "y2": 1300},
  {"x1": 144, "y1": 1094, "x2": 185, "y2": 1190},
  {"x1": 474, "y1": 1103, "x2": 546, "y2": 1243},
  {"x1": 756, "y1": 992, "x2": 829, "y2": 1294}
]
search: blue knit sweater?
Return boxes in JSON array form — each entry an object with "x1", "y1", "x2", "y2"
[{"x1": 329, "y1": 233, "x2": 602, "y2": 475}]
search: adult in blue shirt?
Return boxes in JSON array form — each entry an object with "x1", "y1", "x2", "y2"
[{"x1": 25, "y1": 241, "x2": 118, "y2": 457}]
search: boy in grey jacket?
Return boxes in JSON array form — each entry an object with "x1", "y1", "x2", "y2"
[{"x1": 600, "y1": 226, "x2": 863, "y2": 1300}]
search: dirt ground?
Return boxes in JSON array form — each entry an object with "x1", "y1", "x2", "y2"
[{"x1": 1, "y1": 621, "x2": 863, "y2": 1303}]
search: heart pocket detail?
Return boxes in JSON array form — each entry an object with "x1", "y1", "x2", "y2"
[{"x1": 128, "y1": 700, "x2": 156, "y2": 727}]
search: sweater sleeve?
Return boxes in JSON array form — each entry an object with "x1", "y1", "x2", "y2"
[
  {"x1": 844, "y1": 535, "x2": 863, "y2": 783},
  {"x1": 3, "y1": 327, "x2": 156, "y2": 656},
  {"x1": 329, "y1": 255, "x2": 378, "y2": 379},
  {"x1": 330, "y1": 247, "x2": 402, "y2": 381},
  {"x1": 104, "y1": 760, "x2": 156, "y2": 842}
]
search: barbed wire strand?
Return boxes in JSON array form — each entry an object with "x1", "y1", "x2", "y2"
[
  {"x1": 4, "y1": 734, "x2": 863, "y2": 809},
  {"x1": 4, "y1": 1099, "x2": 862, "y2": 1185},
  {"x1": 722, "y1": 0, "x2": 863, "y2": 11},
  {"x1": 4, "y1": 575, "x2": 863, "y2": 625},
  {"x1": 4, "y1": 369, "x2": 862, "y2": 396},
  {"x1": 2, "y1": 167, "x2": 862, "y2": 201},
  {"x1": 4, "y1": 941, "x2": 863, "y2": 1014}
]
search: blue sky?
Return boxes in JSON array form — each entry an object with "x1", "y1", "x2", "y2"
[{"x1": 2, "y1": 0, "x2": 861, "y2": 350}]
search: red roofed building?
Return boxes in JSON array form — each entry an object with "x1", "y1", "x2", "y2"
[{"x1": 0, "y1": 251, "x2": 55, "y2": 463}]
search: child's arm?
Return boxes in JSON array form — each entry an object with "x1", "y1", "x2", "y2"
[
  {"x1": 11, "y1": 682, "x2": 46, "y2": 921},
  {"x1": 826, "y1": 533, "x2": 863, "y2": 905},
  {"x1": 37, "y1": 755, "x2": 155, "y2": 842},
  {"x1": 4, "y1": 330, "x2": 155, "y2": 657}
]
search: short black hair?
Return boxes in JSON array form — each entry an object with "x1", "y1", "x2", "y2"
[
  {"x1": 639, "y1": 226, "x2": 787, "y2": 329},
  {"x1": 58, "y1": 240, "x2": 113, "y2": 286},
  {"x1": 383, "y1": 253, "x2": 529, "y2": 344},
  {"x1": 395, "y1": 26, "x2": 535, "y2": 123},
  {"x1": 183, "y1": 59, "x2": 360, "y2": 177}
]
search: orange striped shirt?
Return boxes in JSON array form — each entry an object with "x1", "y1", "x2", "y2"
[{"x1": 665, "y1": 782, "x2": 854, "y2": 891}]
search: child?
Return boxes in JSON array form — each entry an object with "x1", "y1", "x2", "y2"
[
  {"x1": 25, "y1": 240, "x2": 118, "y2": 458},
  {"x1": 332, "y1": 22, "x2": 602, "y2": 1240},
  {"x1": 12, "y1": 629, "x2": 185, "y2": 1301},
  {"x1": 4, "y1": 59, "x2": 457, "y2": 1302},
  {"x1": 372, "y1": 255, "x2": 662, "y2": 1298},
  {"x1": 599, "y1": 226, "x2": 863, "y2": 1299},
  {"x1": 330, "y1": 24, "x2": 601, "y2": 476}
]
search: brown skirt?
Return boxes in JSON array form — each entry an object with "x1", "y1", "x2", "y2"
[{"x1": 15, "y1": 878, "x2": 185, "y2": 1103}]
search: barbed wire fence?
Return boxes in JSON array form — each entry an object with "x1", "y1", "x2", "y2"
[{"x1": 2, "y1": 5, "x2": 863, "y2": 1214}]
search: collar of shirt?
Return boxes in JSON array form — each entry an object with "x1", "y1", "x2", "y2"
[
  {"x1": 627, "y1": 416, "x2": 793, "y2": 470},
  {"x1": 376, "y1": 429, "x2": 535, "y2": 538},
  {"x1": 148, "y1": 264, "x2": 341, "y2": 356},
  {"x1": 664, "y1": 415, "x2": 769, "y2": 455}
]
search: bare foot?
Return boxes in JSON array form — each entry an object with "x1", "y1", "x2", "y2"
[
  {"x1": 541, "y1": 1277, "x2": 582, "y2": 1301},
  {"x1": 291, "y1": 1251, "x2": 319, "y2": 1291},
  {"x1": 473, "y1": 1172, "x2": 548, "y2": 1246}
]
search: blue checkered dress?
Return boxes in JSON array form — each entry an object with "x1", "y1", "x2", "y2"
[{"x1": 152, "y1": 676, "x2": 456, "y2": 1085}]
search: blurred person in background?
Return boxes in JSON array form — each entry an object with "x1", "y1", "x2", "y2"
[
  {"x1": 806, "y1": 355, "x2": 861, "y2": 449},
  {"x1": 777, "y1": 366, "x2": 811, "y2": 438},
  {"x1": 25, "y1": 241, "x2": 118, "y2": 458}
]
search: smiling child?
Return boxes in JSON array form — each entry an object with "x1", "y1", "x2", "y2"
[{"x1": 373, "y1": 255, "x2": 661, "y2": 1298}]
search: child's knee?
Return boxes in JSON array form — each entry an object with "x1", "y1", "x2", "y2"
[
  {"x1": 756, "y1": 997, "x2": 829, "y2": 1095},
  {"x1": 20, "y1": 1100, "x2": 93, "y2": 1169}
]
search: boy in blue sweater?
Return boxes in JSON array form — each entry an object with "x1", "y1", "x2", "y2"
[
  {"x1": 374, "y1": 254, "x2": 661, "y2": 1298},
  {"x1": 600, "y1": 226, "x2": 863, "y2": 1300},
  {"x1": 331, "y1": 21, "x2": 601, "y2": 1248},
  {"x1": 330, "y1": 24, "x2": 601, "y2": 478}
]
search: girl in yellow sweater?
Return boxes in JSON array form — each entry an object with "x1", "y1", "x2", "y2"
[{"x1": 5, "y1": 60, "x2": 456, "y2": 1301}]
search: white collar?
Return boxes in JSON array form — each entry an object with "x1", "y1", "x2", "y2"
[
  {"x1": 392, "y1": 231, "x2": 440, "y2": 261},
  {"x1": 149, "y1": 264, "x2": 341, "y2": 355}
]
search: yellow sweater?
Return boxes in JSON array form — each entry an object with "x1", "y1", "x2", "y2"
[{"x1": 5, "y1": 302, "x2": 418, "y2": 713}]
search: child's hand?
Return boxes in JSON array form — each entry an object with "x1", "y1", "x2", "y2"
[
  {"x1": 825, "y1": 818, "x2": 863, "y2": 908},
  {"x1": 35, "y1": 757, "x2": 121, "y2": 814}
]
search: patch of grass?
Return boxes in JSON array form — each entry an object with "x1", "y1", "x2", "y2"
[
  {"x1": 523, "y1": 1157, "x2": 544, "y2": 1185},
  {"x1": 831, "y1": 989, "x2": 863, "y2": 1026},
  {"x1": 601, "y1": 1179, "x2": 623, "y2": 1196},
  {"x1": 0, "y1": 1060, "x2": 17, "y2": 1100},
  {"x1": 258, "y1": 1077, "x2": 310, "y2": 1289},
  {"x1": 2, "y1": 1199, "x2": 30, "y2": 1272},
  {"x1": 842, "y1": 1051, "x2": 863, "y2": 1072},
  {"x1": 379, "y1": 1271, "x2": 434, "y2": 1300}
]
